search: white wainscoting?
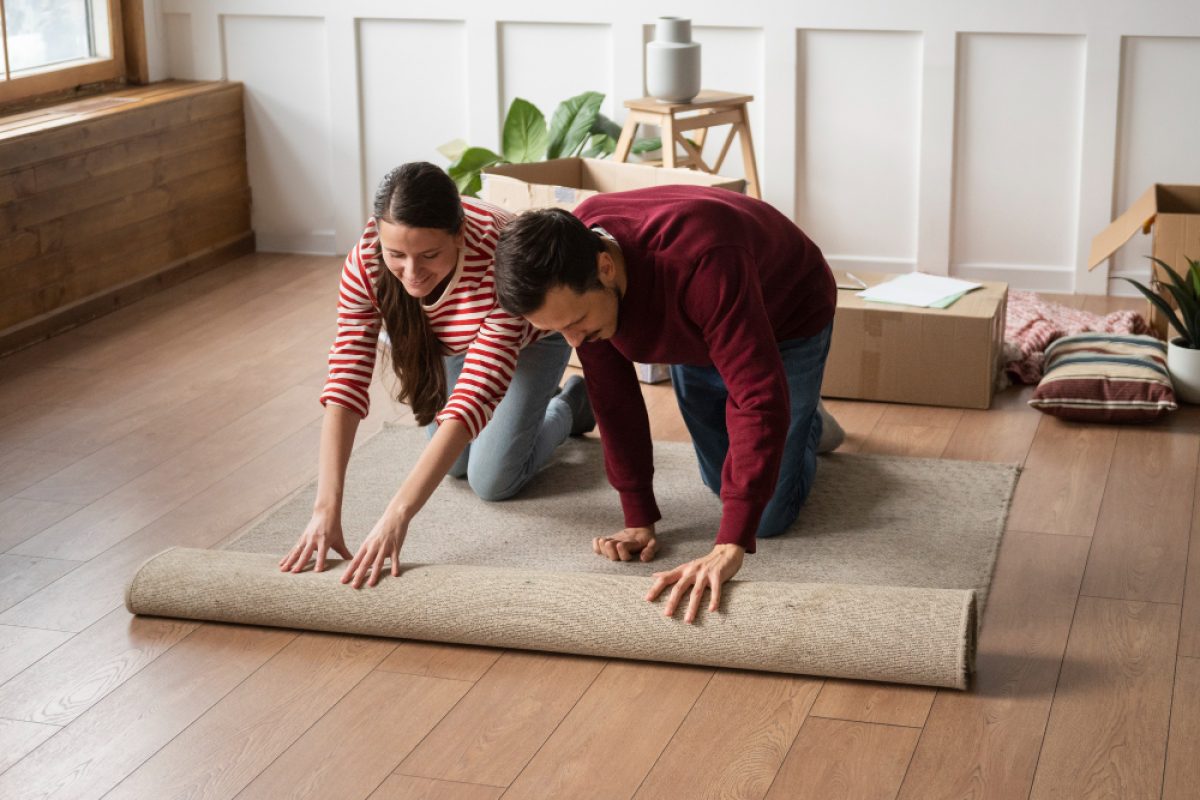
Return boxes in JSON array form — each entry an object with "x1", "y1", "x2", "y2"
[{"x1": 154, "y1": 1, "x2": 1200, "y2": 293}]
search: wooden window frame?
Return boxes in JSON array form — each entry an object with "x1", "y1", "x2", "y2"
[{"x1": 0, "y1": 0, "x2": 128, "y2": 106}]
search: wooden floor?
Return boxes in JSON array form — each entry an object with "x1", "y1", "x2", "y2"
[{"x1": 0, "y1": 252, "x2": 1197, "y2": 800}]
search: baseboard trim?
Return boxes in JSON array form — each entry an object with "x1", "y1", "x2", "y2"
[{"x1": 0, "y1": 231, "x2": 256, "y2": 358}]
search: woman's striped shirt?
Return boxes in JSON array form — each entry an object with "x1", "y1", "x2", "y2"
[{"x1": 319, "y1": 198, "x2": 542, "y2": 438}]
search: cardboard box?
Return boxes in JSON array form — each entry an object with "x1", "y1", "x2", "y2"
[
  {"x1": 1088, "y1": 184, "x2": 1200, "y2": 339},
  {"x1": 821, "y1": 272, "x2": 1008, "y2": 409},
  {"x1": 480, "y1": 157, "x2": 746, "y2": 213}
]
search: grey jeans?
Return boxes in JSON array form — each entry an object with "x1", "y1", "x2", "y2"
[{"x1": 427, "y1": 332, "x2": 573, "y2": 501}]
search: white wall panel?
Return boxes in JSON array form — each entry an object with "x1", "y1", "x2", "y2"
[
  {"x1": 163, "y1": 13, "x2": 193, "y2": 79},
  {"x1": 951, "y1": 33, "x2": 1086, "y2": 284},
  {"x1": 359, "y1": 19, "x2": 469, "y2": 214},
  {"x1": 796, "y1": 30, "x2": 921, "y2": 268},
  {"x1": 1111, "y1": 36, "x2": 1200, "y2": 287},
  {"x1": 223, "y1": 16, "x2": 335, "y2": 254},
  {"x1": 690, "y1": 26, "x2": 764, "y2": 189},
  {"x1": 499, "y1": 22, "x2": 614, "y2": 147}
]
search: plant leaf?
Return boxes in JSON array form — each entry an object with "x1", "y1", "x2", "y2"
[
  {"x1": 591, "y1": 112, "x2": 623, "y2": 140},
  {"x1": 447, "y1": 147, "x2": 502, "y2": 196},
  {"x1": 1118, "y1": 277, "x2": 1190, "y2": 342},
  {"x1": 1147, "y1": 255, "x2": 1200, "y2": 346},
  {"x1": 501, "y1": 98, "x2": 548, "y2": 163},
  {"x1": 547, "y1": 91, "x2": 605, "y2": 159},
  {"x1": 436, "y1": 138, "x2": 468, "y2": 162},
  {"x1": 582, "y1": 133, "x2": 616, "y2": 158},
  {"x1": 1160, "y1": 282, "x2": 1200, "y2": 345},
  {"x1": 631, "y1": 137, "x2": 662, "y2": 155},
  {"x1": 1148, "y1": 256, "x2": 1194, "y2": 297}
]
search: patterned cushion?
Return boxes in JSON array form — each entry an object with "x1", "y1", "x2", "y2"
[{"x1": 1029, "y1": 333, "x2": 1177, "y2": 422}]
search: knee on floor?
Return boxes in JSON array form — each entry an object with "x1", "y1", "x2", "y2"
[{"x1": 468, "y1": 472, "x2": 523, "y2": 503}]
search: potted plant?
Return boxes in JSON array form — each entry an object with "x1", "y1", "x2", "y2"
[
  {"x1": 437, "y1": 91, "x2": 660, "y2": 196},
  {"x1": 1120, "y1": 255, "x2": 1200, "y2": 403}
]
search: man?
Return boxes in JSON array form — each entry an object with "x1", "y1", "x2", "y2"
[{"x1": 493, "y1": 185, "x2": 842, "y2": 623}]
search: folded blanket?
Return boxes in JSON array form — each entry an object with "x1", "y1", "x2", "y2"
[{"x1": 1004, "y1": 290, "x2": 1148, "y2": 384}]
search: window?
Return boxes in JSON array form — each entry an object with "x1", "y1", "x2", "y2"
[{"x1": 0, "y1": 0, "x2": 125, "y2": 106}]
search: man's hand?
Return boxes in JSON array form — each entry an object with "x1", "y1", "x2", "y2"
[
  {"x1": 593, "y1": 526, "x2": 658, "y2": 562},
  {"x1": 646, "y1": 544, "x2": 745, "y2": 624}
]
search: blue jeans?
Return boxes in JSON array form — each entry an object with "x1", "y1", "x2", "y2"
[
  {"x1": 669, "y1": 322, "x2": 833, "y2": 539},
  {"x1": 427, "y1": 333, "x2": 573, "y2": 501}
]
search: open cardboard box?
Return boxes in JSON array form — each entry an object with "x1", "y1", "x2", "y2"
[
  {"x1": 1089, "y1": 184, "x2": 1200, "y2": 338},
  {"x1": 480, "y1": 157, "x2": 746, "y2": 213},
  {"x1": 822, "y1": 271, "x2": 1008, "y2": 409}
]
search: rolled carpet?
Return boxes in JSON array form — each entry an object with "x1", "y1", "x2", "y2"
[{"x1": 126, "y1": 547, "x2": 977, "y2": 689}]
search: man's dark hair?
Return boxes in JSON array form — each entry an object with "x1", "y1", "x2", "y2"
[{"x1": 494, "y1": 208, "x2": 607, "y2": 315}]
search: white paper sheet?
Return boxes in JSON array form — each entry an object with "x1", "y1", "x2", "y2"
[{"x1": 857, "y1": 272, "x2": 982, "y2": 308}]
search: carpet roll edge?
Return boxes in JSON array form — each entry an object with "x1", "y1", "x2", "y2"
[
  {"x1": 124, "y1": 546, "x2": 181, "y2": 615},
  {"x1": 959, "y1": 590, "x2": 978, "y2": 690}
]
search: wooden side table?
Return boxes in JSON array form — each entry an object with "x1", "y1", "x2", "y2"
[{"x1": 612, "y1": 90, "x2": 761, "y2": 199}]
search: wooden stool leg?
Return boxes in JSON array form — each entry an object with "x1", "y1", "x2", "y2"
[
  {"x1": 736, "y1": 104, "x2": 762, "y2": 199},
  {"x1": 614, "y1": 117, "x2": 638, "y2": 163},
  {"x1": 661, "y1": 112, "x2": 677, "y2": 169}
]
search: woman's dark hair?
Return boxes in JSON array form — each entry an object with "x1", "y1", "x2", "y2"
[
  {"x1": 494, "y1": 207, "x2": 606, "y2": 315},
  {"x1": 372, "y1": 162, "x2": 463, "y2": 426}
]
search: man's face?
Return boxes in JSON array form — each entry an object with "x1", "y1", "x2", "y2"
[{"x1": 524, "y1": 284, "x2": 621, "y2": 348}]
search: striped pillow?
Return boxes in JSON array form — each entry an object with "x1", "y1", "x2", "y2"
[{"x1": 1030, "y1": 333, "x2": 1177, "y2": 422}]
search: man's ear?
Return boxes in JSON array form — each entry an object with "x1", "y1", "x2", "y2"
[{"x1": 596, "y1": 251, "x2": 617, "y2": 288}]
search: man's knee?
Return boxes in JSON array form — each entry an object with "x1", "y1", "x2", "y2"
[{"x1": 756, "y1": 503, "x2": 800, "y2": 539}]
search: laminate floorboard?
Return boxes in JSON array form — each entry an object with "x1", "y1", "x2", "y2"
[
  {"x1": 501, "y1": 661, "x2": 713, "y2": 800},
  {"x1": 1080, "y1": 425, "x2": 1198, "y2": 604},
  {"x1": 1029, "y1": 597, "x2": 1179, "y2": 800},
  {"x1": 0, "y1": 623, "x2": 296, "y2": 800},
  {"x1": 0, "y1": 624, "x2": 71, "y2": 686},
  {"x1": 397, "y1": 651, "x2": 606, "y2": 788},
  {"x1": 763, "y1": 717, "x2": 919, "y2": 800},
  {"x1": 1162, "y1": 656, "x2": 1200, "y2": 800},
  {"x1": 103, "y1": 632, "x2": 395, "y2": 800},
  {"x1": 633, "y1": 671, "x2": 821, "y2": 800},
  {"x1": 1005, "y1": 416, "x2": 1116, "y2": 537},
  {"x1": 0, "y1": 606, "x2": 196, "y2": 724},
  {"x1": 896, "y1": 532, "x2": 1089, "y2": 800}
]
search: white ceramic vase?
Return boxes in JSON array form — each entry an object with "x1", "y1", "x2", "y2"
[
  {"x1": 646, "y1": 17, "x2": 701, "y2": 104},
  {"x1": 1168, "y1": 337, "x2": 1200, "y2": 404}
]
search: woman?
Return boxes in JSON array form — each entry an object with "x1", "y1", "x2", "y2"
[{"x1": 279, "y1": 162, "x2": 592, "y2": 588}]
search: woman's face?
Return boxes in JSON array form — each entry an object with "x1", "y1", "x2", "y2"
[{"x1": 377, "y1": 219, "x2": 464, "y2": 299}]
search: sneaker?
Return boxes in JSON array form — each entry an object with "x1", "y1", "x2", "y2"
[
  {"x1": 816, "y1": 400, "x2": 844, "y2": 453},
  {"x1": 558, "y1": 375, "x2": 596, "y2": 436}
]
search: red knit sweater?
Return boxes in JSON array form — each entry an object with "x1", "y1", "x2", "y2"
[{"x1": 574, "y1": 186, "x2": 836, "y2": 552}]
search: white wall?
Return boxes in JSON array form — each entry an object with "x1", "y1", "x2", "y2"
[{"x1": 154, "y1": 1, "x2": 1200, "y2": 294}]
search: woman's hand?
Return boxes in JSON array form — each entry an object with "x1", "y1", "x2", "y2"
[
  {"x1": 593, "y1": 526, "x2": 658, "y2": 562},
  {"x1": 280, "y1": 508, "x2": 353, "y2": 573},
  {"x1": 341, "y1": 511, "x2": 410, "y2": 589}
]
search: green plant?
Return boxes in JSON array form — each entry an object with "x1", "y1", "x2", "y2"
[
  {"x1": 438, "y1": 91, "x2": 661, "y2": 196},
  {"x1": 1118, "y1": 255, "x2": 1200, "y2": 349}
]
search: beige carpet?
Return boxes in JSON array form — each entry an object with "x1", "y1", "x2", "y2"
[{"x1": 126, "y1": 422, "x2": 1019, "y2": 689}]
